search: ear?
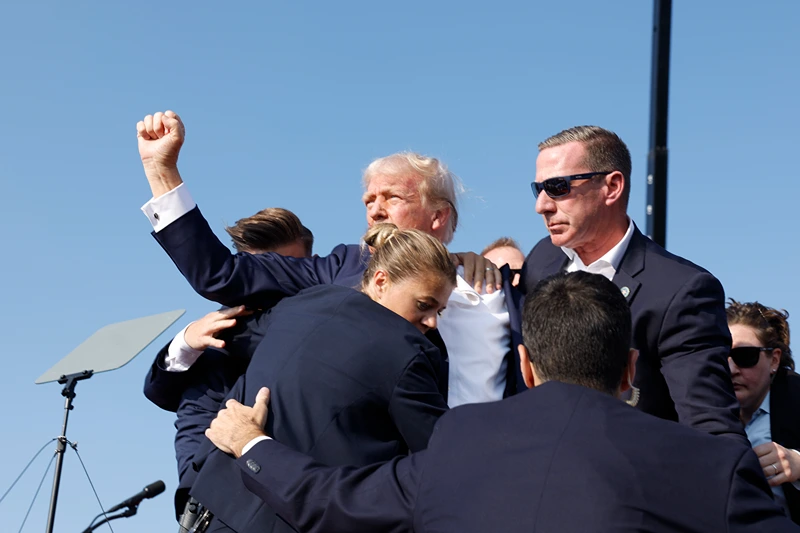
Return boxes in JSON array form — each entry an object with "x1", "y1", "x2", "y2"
[
  {"x1": 430, "y1": 204, "x2": 451, "y2": 233},
  {"x1": 518, "y1": 344, "x2": 536, "y2": 389},
  {"x1": 604, "y1": 171, "x2": 626, "y2": 207},
  {"x1": 372, "y1": 269, "x2": 390, "y2": 297},
  {"x1": 769, "y1": 348, "x2": 782, "y2": 372},
  {"x1": 618, "y1": 348, "x2": 639, "y2": 393}
]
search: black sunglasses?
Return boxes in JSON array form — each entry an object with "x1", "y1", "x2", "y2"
[
  {"x1": 729, "y1": 346, "x2": 773, "y2": 369},
  {"x1": 531, "y1": 171, "x2": 612, "y2": 199}
]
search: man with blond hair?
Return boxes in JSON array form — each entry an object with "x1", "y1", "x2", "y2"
[{"x1": 135, "y1": 111, "x2": 523, "y2": 532}]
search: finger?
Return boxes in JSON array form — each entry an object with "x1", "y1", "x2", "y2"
[
  {"x1": 220, "y1": 305, "x2": 249, "y2": 318},
  {"x1": 203, "y1": 336, "x2": 226, "y2": 349},
  {"x1": 225, "y1": 398, "x2": 242, "y2": 409},
  {"x1": 758, "y1": 454, "x2": 776, "y2": 468},
  {"x1": 163, "y1": 110, "x2": 184, "y2": 138},
  {"x1": 209, "y1": 318, "x2": 238, "y2": 333},
  {"x1": 768, "y1": 471, "x2": 785, "y2": 487},
  {"x1": 152, "y1": 111, "x2": 165, "y2": 138},
  {"x1": 753, "y1": 442, "x2": 773, "y2": 456},
  {"x1": 253, "y1": 387, "x2": 271, "y2": 425},
  {"x1": 143, "y1": 114, "x2": 155, "y2": 137},
  {"x1": 136, "y1": 121, "x2": 151, "y2": 140}
]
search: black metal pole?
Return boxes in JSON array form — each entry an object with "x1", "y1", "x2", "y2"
[
  {"x1": 45, "y1": 370, "x2": 93, "y2": 533},
  {"x1": 645, "y1": 0, "x2": 672, "y2": 248}
]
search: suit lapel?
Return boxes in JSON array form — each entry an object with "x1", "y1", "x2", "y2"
[
  {"x1": 612, "y1": 226, "x2": 647, "y2": 305},
  {"x1": 543, "y1": 252, "x2": 569, "y2": 278}
]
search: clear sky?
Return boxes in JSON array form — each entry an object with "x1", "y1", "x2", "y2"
[{"x1": 1, "y1": 1, "x2": 798, "y2": 531}]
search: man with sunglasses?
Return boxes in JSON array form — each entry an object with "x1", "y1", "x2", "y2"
[{"x1": 523, "y1": 125, "x2": 746, "y2": 441}]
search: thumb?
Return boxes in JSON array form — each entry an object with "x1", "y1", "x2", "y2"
[{"x1": 253, "y1": 387, "x2": 271, "y2": 425}]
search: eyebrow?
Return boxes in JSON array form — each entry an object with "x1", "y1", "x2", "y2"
[{"x1": 422, "y1": 296, "x2": 442, "y2": 308}]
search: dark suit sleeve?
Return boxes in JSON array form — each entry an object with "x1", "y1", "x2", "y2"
[
  {"x1": 726, "y1": 447, "x2": 798, "y2": 532},
  {"x1": 152, "y1": 207, "x2": 360, "y2": 307},
  {"x1": 142, "y1": 341, "x2": 192, "y2": 412},
  {"x1": 658, "y1": 272, "x2": 746, "y2": 441},
  {"x1": 238, "y1": 439, "x2": 422, "y2": 533},
  {"x1": 389, "y1": 351, "x2": 450, "y2": 452}
]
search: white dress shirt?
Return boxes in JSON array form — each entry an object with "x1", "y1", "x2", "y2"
[
  {"x1": 563, "y1": 218, "x2": 635, "y2": 281},
  {"x1": 437, "y1": 268, "x2": 511, "y2": 408}
]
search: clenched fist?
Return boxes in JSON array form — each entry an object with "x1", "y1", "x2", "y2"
[{"x1": 136, "y1": 110, "x2": 186, "y2": 198}]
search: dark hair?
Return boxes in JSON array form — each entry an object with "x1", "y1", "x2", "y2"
[
  {"x1": 726, "y1": 299, "x2": 793, "y2": 371},
  {"x1": 481, "y1": 237, "x2": 522, "y2": 257},
  {"x1": 538, "y1": 126, "x2": 632, "y2": 208},
  {"x1": 224, "y1": 207, "x2": 313, "y2": 256},
  {"x1": 522, "y1": 271, "x2": 632, "y2": 394}
]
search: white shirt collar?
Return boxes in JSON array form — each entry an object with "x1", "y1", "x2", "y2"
[{"x1": 562, "y1": 217, "x2": 635, "y2": 273}]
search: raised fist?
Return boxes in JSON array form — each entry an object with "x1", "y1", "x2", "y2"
[{"x1": 136, "y1": 110, "x2": 185, "y2": 170}]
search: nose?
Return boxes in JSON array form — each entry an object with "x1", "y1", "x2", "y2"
[
  {"x1": 421, "y1": 314, "x2": 438, "y2": 330},
  {"x1": 728, "y1": 357, "x2": 739, "y2": 375},
  {"x1": 367, "y1": 199, "x2": 387, "y2": 223},
  {"x1": 535, "y1": 190, "x2": 555, "y2": 215}
]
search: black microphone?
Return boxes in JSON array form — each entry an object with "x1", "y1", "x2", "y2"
[{"x1": 107, "y1": 480, "x2": 166, "y2": 512}]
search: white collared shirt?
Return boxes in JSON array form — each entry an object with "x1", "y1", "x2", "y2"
[
  {"x1": 563, "y1": 218, "x2": 635, "y2": 281},
  {"x1": 437, "y1": 268, "x2": 510, "y2": 408}
]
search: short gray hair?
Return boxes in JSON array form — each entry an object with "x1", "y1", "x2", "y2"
[{"x1": 363, "y1": 152, "x2": 460, "y2": 244}]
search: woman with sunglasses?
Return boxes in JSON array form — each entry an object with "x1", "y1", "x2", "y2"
[{"x1": 727, "y1": 299, "x2": 800, "y2": 523}]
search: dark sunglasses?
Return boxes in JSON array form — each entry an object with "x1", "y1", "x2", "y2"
[
  {"x1": 531, "y1": 171, "x2": 611, "y2": 199},
  {"x1": 729, "y1": 346, "x2": 773, "y2": 368}
]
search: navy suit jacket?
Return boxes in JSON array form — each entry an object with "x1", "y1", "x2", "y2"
[
  {"x1": 152, "y1": 206, "x2": 525, "y2": 396},
  {"x1": 144, "y1": 304, "x2": 449, "y2": 517},
  {"x1": 523, "y1": 226, "x2": 745, "y2": 440},
  {"x1": 771, "y1": 367, "x2": 800, "y2": 524},
  {"x1": 237, "y1": 382, "x2": 796, "y2": 533},
  {"x1": 189, "y1": 284, "x2": 449, "y2": 533}
]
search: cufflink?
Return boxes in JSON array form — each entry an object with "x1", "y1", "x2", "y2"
[
  {"x1": 246, "y1": 459, "x2": 261, "y2": 473},
  {"x1": 153, "y1": 212, "x2": 160, "y2": 220}
]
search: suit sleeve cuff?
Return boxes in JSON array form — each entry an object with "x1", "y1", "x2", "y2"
[
  {"x1": 141, "y1": 183, "x2": 196, "y2": 232},
  {"x1": 242, "y1": 435, "x2": 272, "y2": 456}
]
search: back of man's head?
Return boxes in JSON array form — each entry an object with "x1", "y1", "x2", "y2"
[
  {"x1": 522, "y1": 271, "x2": 632, "y2": 394},
  {"x1": 225, "y1": 207, "x2": 312, "y2": 257}
]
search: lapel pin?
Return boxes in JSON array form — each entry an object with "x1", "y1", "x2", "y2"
[{"x1": 621, "y1": 286, "x2": 630, "y2": 298}]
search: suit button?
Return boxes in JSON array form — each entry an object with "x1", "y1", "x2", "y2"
[{"x1": 246, "y1": 459, "x2": 261, "y2": 473}]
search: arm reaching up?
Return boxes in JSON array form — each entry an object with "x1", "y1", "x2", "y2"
[{"x1": 136, "y1": 110, "x2": 186, "y2": 198}]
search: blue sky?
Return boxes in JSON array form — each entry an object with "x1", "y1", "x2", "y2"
[{"x1": 1, "y1": 1, "x2": 798, "y2": 531}]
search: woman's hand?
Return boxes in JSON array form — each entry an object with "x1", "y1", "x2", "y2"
[{"x1": 753, "y1": 441, "x2": 800, "y2": 486}]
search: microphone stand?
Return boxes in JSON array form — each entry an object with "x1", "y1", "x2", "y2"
[
  {"x1": 45, "y1": 370, "x2": 94, "y2": 533},
  {"x1": 82, "y1": 506, "x2": 138, "y2": 533}
]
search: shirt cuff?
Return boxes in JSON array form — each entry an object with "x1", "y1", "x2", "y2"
[
  {"x1": 242, "y1": 435, "x2": 272, "y2": 456},
  {"x1": 141, "y1": 183, "x2": 196, "y2": 232},
  {"x1": 163, "y1": 323, "x2": 203, "y2": 372}
]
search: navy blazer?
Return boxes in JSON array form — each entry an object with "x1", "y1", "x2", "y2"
[
  {"x1": 771, "y1": 367, "x2": 800, "y2": 524},
  {"x1": 235, "y1": 381, "x2": 795, "y2": 533},
  {"x1": 152, "y1": 206, "x2": 525, "y2": 396},
  {"x1": 523, "y1": 226, "x2": 745, "y2": 441},
  {"x1": 144, "y1": 306, "x2": 450, "y2": 517},
  {"x1": 188, "y1": 284, "x2": 449, "y2": 533}
]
